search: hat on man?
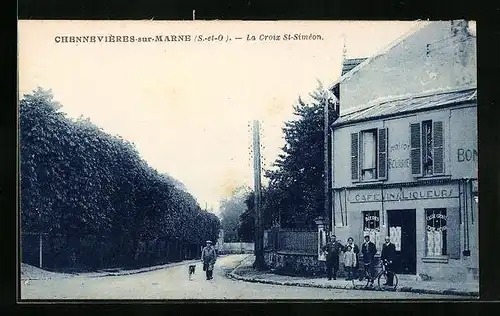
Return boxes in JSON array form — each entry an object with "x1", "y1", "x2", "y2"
[{"x1": 206, "y1": 240, "x2": 212, "y2": 244}]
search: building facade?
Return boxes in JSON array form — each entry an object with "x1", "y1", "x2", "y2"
[{"x1": 329, "y1": 20, "x2": 477, "y2": 282}]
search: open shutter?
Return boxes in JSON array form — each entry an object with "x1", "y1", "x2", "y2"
[
  {"x1": 447, "y1": 207, "x2": 461, "y2": 259},
  {"x1": 351, "y1": 132, "x2": 359, "y2": 181},
  {"x1": 359, "y1": 132, "x2": 364, "y2": 180},
  {"x1": 378, "y1": 128, "x2": 388, "y2": 180},
  {"x1": 433, "y1": 121, "x2": 444, "y2": 174},
  {"x1": 410, "y1": 123, "x2": 422, "y2": 176}
]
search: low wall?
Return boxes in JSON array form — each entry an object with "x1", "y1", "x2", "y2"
[
  {"x1": 264, "y1": 251, "x2": 350, "y2": 277},
  {"x1": 218, "y1": 243, "x2": 254, "y2": 254}
]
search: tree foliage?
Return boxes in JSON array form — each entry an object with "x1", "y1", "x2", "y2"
[
  {"x1": 237, "y1": 192, "x2": 255, "y2": 242},
  {"x1": 20, "y1": 87, "x2": 221, "y2": 269},
  {"x1": 262, "y1": 83, "x2": 337, "y2": 229},
  {"x1": 218, "y1": 185, "x2": 250, "y2": 242}
]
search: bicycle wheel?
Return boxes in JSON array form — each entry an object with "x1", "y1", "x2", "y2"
[{"x1": 377, "y1": 271, "x2": 398, "y2": 291}]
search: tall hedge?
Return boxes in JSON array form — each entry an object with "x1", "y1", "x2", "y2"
[{"x1": 20, "y1": 87, "x2": 220, "y2": 269}]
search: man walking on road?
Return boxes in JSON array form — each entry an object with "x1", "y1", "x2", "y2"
[
  {"x1": 322, "y1": 235, "x2": 344, "y2": 280},
  {"x1": 201, "y1": 240, "x2": 217, "y2": 280}
]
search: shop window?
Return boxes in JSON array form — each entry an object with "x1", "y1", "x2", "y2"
[
  {"x1": 363, "y1": 211, "x2": 381, "y2": 253},
  {"x1": 351, "y1": 128, "x2": 388, "y2": 182},
  {"x1": 426, "y1": 209, "x2": 447, "y2": 256},
  {"x1": 410, "y1": 120, "x2": 444, "y2": 177}
]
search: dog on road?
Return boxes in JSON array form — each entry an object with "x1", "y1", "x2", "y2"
[{"x1": 188, "y1": 264, "x2": 196, "y2": 281}]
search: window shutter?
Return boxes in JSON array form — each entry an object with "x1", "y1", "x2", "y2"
[
  {"x1": 433, "y1": 121, "x2": 444, "y2": 174},
  {"x1": 378, "y1": 128, "x2": 388, "y2": 180},
  {"x1": 410, "y1": 123, "x2": 422, "y2": 176},
  {"x1": 359, "y1": 132, "x2": 364, "y2": 179},
  {"x1": 351, "y1": 132, "x2": 359, "y2": 181},
  {"x1": 447, "y1": 207, "x2": 461, "y2": 259}
]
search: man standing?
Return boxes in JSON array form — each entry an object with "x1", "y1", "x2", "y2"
[
  {"x1": 344, "y1": 237, "x2": 360, "y2": 280},
  {"x1": 381, "y1": 236, "x2": 397, "y2": 286},
  {"x1": 322, "y1": 235, "x2": 344, "y2": 280},
  {"x1": 361, "y1": 235, "x2": 377, "y2": 285},
  {"x1": 201, "y1": 240, "x2": 217, "y2": 280}
]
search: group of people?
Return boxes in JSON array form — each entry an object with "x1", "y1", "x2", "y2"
[
  {"x1": 200, "y1": 235, "x2": 398, "y2": 284},
  {"x1": 321, "y1": 234, "x2": 396, "y2": 286}
]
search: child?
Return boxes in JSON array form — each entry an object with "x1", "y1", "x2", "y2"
[{"x1": 343, "y1": 245, "x2": 357, "y2": 281}]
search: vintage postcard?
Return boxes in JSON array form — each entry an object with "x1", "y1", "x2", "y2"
[{"x1": 18, "y1": 20, "x2": 478, "y2": 300}]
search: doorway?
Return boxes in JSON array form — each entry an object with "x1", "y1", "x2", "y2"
[{"x1": 387, "y1": 209, "x2": 416, "y2": 274}]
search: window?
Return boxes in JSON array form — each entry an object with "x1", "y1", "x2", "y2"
[
  {"x1": 422, "y1": 120, "x2": 433, "y2": 176},
  {"x1": 410, "y1": 120, "x2": 444, "y2": 177},
  {"x1": 351, "y1": 128, "x2": 388, "y2": 182},
  {"x1": 425, "y1": 209, "x2": 447, "y2": 256},
  {"x1": 361, "y1": 130, "x2": 377, "y2": 180},
  {"x1": 363, "y1": 211, "x2": 381, "y2": 252}
]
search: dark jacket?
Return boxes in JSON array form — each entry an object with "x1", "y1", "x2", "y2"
[
  {"x1": 322, "y1": 241, "x2": 344, "y2": 264},
  {"x1": 344, "y1": 243, "x2": 360, "y2": 268},
  {"x1": 381, "y1": 242, "x2": 396, "y2": 263},
  {"x1": 361, "y1": 241, "x2": 377, "y2": 264}
]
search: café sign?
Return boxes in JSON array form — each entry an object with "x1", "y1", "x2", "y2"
[{"x1": 350, "y1": 187, "x2": 457, "y2": 203}]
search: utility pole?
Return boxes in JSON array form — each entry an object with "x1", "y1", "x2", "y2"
[
  {"x1": 252, "y1": 120, "x2": 266, "y2": 270},
  {"x1": 323, "y1": 91, "x2": 330, "y2": 233}
]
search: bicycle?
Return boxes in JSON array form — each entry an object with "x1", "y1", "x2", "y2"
[
  {"x1": 375, "y1": 259, "x2": 398, "y2": 291},
  {"x1": 350, "y1": 260, "x2": 398, "y2": 291},
  {"x1": 350, "y1": 262, "x2": 376, "y2": 289}
]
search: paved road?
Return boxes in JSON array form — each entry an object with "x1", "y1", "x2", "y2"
[{"x1": 21, "y1": 255, "x2": 465, "y2": 300}]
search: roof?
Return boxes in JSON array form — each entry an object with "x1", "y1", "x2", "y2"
[
  {"x1": 329, "y1": 21, "x2": 431, "y2": 91},
  {"x1": 332, "y1": 88, "x2": 477, "y2": 127},
  {"x1": 341, "y1": 58, "x2": 368, "y2": 76}
]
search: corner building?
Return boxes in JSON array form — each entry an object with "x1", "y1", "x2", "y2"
[{"x1": 329, "y1": 20, "x2": 478, "y2": 282}]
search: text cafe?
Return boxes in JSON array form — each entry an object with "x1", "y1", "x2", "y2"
[{"x1": 334, "y1": 181, "x2": 476, "y2": 281}]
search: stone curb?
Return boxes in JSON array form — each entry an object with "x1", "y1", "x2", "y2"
[
  {"x1": 23, "y1": 258, "x2": 204, "y2": 281},
  {"x1": 91, "y1": 259, "x2": 202, "y2": 278},
  {"x1": 228, "y1": 258, "x2": 478, "y2": 298}
]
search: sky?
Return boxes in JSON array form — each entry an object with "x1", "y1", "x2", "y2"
[{"x1": 19, "y1": 20, "x2": 429, "y2": 215}]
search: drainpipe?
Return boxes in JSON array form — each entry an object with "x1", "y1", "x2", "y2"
[
  {"x1": 461, "y1": 179, "x2": 466, "y2": 256},
  {"x1": 470, "y1": 179, "x2": 475, "y2": 224},
  {"x1": 344, "y1": 188, "x2": 348, "y2": 226},
  {"x1": 463, "y1": 179, "x2": 471, "y2": 256},
  {"x1": 458, "y1": 179, "x2": 462, "y2": 228},
  {"x1": 338, "y1": 190, "x2": 344, "y2": 227},
  {"x1": 381, "y1": 183, "x2": 385, "y2": 228},
  {"x1": 330, "y1": 127, "x2": 336, "y2": 234}
]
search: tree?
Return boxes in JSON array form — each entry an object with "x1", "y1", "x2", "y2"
[
  {"x1": 237, "y1": 192, "x2": 255, "y2": 242},
  {"x1": 20, "y1": 87, "x2": 221, "y2": 270},
  {"x1": 219, "y1": 185, "x2": 251, "y2": 242},
  {"x1": 263, "y1": 83, "x2": 338, "y2": 229}
]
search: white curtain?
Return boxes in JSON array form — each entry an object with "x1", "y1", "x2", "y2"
[
  {"x1": 390, "y1": 226, "x2": 402, "y2": 251},
  {"x1": 427, "y1": 229, "x2": 443, "y2": 256},
  {"x1": 363, "y1": 132, "x2": 376, "y2": 169},
  {"x1": 362, "y1": 132, "x2": 376, "y2": 180}
]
